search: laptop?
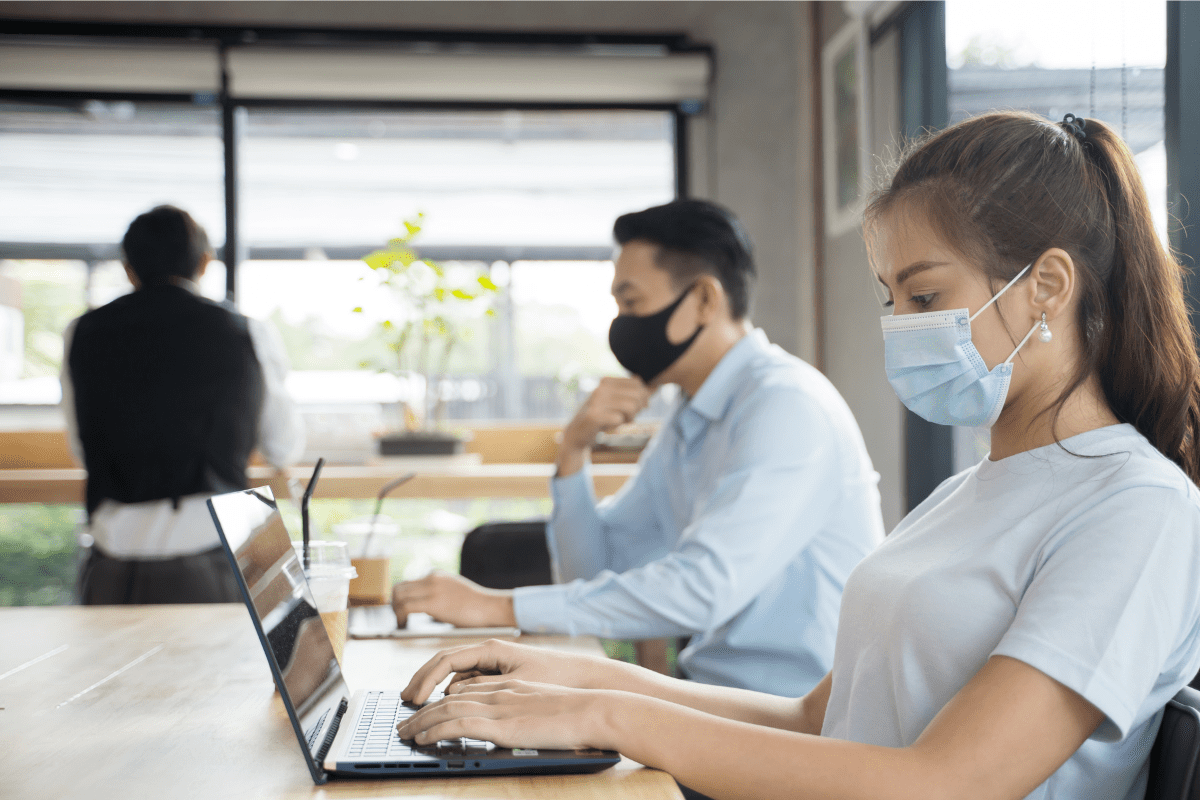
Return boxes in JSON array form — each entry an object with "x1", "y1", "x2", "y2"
[
  {"x1": 207, "y1": 486, "x2": 621, "y2": 785},
  {"x1": 349, "y1": 606, "x2": 522, "y2": 640}
]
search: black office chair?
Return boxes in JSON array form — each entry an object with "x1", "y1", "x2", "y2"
[
  {"x1": 458, "y1": 519, "x2": 687, "y2": 677},
  {"x1": 459, "y1": 520, "x2": 552, "y2": 590},
  {"x1": 1146, "y1": 685, "x2": 1200, "y2": 800}
]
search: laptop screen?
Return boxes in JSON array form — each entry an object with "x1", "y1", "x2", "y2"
[{"x1": 208, "y1": 487, "x2": 350, "y2": 764}]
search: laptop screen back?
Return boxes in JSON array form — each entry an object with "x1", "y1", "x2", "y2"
[{"x1": 208, "y1": 488, "x2": 350, "y2": 769}]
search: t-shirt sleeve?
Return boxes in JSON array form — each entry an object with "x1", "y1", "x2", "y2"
[{"x1": 993, "y1": 484, "x2": 1200, "y2": 742}]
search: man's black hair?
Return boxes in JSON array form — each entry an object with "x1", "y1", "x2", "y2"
[
  {"x1": 613, "y1": 199, "x2": 756, "y2": 319},
  {"x1": 121, "y1": 205, "x2": 211, "y2": 286}
]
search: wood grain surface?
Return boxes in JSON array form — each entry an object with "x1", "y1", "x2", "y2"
[
  {"x1": 0, "y1": 462, "x2": 635, "y2": 504},
  {"x1": 0, "y1": 605, "x2": 679, "y2": 800}
]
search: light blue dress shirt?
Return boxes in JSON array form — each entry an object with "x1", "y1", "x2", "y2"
[{"x1": 513, "y1": 329, "x2": 884, "y2": 696}]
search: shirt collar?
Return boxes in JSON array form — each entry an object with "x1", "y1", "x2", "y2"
[
  {"x1": 175, "y1": 278, "x2": 202, "y2": 295},
  {"x1": 142, "y1": 278, "x2": 202, "y2": 295},
  {"x1": 680, "y1": 328, "x2": 770, "y2": 424}
]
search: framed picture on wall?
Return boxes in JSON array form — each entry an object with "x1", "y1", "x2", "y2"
[{"x1": 822, "y1": 18, "x2": 871, "y2": 237}]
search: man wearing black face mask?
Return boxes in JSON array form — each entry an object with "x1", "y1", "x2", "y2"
[{"x1": 392, "y1": 200, "x2": 884, "y2": 697}]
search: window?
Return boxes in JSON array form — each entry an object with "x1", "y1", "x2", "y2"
[
  {"x1": 0, "y1": 98, "x2": 225, "y2": 411},
  {"x1": 0, "y1": 102, "x2": 675, "y2": 422},
  {"x1": 0, "y1": 99, "x2": 224, "y2": 248},
  {"x1": 946, "y1": 1, "x2": 1168, "y2": 242},
  {"x1": 235, "y1": 107, "x2": 674, "y2": 423}
]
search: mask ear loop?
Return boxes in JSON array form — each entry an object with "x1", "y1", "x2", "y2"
[
  {"x1": 968, "y1": 262, "x2": 1033, "y2": 323},
  {"x1": 1002, "y1": 320, "x2": 1042, "y2": 365}
]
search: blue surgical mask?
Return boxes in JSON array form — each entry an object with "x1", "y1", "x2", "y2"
[{"x1": 881, "y1": 263, "x2": 1040, "y2": 428}]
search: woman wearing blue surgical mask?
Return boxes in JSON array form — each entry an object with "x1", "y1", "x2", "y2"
[{"x1": 392, "y1": 111, "x2": 1200, "y2": 800}]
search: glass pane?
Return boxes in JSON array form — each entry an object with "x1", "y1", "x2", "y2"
[
  {"x1": 241, "y1": 108, "x2": 674, "y2": 249},
  {"x1": 511, "y1": 260, "x2": 620, "y2": 378},
  {"x1": 0, "y1": 260, "x2": 86, "y2": 408},
  {"x1": 238, "y1": 108, "x2": 675, "y2": 424},
  {"x1": 0, "y1": 504, "x2": 82, "y2": 606},
  {"x1": 946, "y1": 0, "x2": 1168, "y2": 242},
  {"x1": 0, "y1": 99, "x2": 224, "y2": 246},
  {"x1": 0, "y1": 256, "x2": 227, "y2": 412}
]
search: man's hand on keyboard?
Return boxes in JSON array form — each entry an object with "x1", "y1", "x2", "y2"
[{"x1": 391, "y1": 571, "x2": 516, "y2": 629}]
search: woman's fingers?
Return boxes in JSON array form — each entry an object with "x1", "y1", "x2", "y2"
[
  {"x1": 397, "y1": 683, "x2": 608, "y2": 752},
  {"x1": 401, "y1": 643, "x2": 489, "y2": 703},
  {"x1": 445, "y1": 675, "x2": 503, "y2": 693},
  {"x1": 446, "y1": 669, "x2": 488, "y2": 687},
  {"x1": 400, "y1": 639, "x2": 522, "y2": 703},
  {"x1": 397, "y1": 697, "x2": 497, "y2": 741},
  {"x1": 445, "y1": 677, "x2": 536, "y2": 695},
  {"x1": 411, "y1": 716, "x2": 506, "y2": 748}
]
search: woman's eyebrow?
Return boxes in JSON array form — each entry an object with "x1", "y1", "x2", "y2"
[{"x1": 894, "y1": 261, "x2": 949, "y2": 285}]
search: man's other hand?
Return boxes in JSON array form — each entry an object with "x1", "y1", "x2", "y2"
[
  {"x1": 392, "y1": 571, "x2": 517, "y2": 629},
  {"x1": 557, "y1": 377, "x2": 651, "y2": 477}
]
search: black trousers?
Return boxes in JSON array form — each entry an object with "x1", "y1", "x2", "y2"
[{"x1": 78, "y1": 545, "x2": 242, "y2": 605}]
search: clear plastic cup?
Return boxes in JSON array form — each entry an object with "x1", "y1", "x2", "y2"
[
  {"x1": 292, "y1": 541, "x2": 357, "y2": 664},
  {"x1": 333, "y1": 517, "x2": 400, "y2": 607}
]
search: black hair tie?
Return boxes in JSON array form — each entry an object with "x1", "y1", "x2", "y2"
[{"x1": 1061, "y1": 113, "x2": 1088, "y2": 143}]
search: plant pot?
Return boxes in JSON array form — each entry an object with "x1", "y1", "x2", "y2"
[{"x1": 376, "y1": 431, "x2": 467, "y2": 457}]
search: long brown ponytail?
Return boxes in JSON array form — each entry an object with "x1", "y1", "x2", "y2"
[{"x1": 866, "y1": 111, "x2": 1200, "y2": 483}]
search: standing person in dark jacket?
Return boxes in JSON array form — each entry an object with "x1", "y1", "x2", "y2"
[{"x1": 62, "y1": 205, "x2": 304, "y2": 604}]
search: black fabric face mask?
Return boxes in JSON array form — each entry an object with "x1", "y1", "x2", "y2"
[{"x1": 608, "y1": 284, "x2": 703, "y2": 384}]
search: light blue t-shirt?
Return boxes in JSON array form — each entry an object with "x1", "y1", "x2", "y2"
[
  {"x1": 822, "y1": 424, "x2": 1200, "y2": 800},
  {"x1": 513, "y1": 329, "x2": 885, "y2": 696}
]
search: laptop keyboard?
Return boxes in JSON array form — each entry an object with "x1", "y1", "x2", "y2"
[{"x1": 346, "y1": 691, "x2": 495, "y2": 759}]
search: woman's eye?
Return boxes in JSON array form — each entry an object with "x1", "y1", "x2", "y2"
[
  {"x1": 911, "y1": 294, "x2": 935, "y2": 308},
  {"x1": 882, "y1": 298, "x2": 894, "y2": 308}
]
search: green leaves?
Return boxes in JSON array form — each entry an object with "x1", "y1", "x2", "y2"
[
  {"x1": 363, "y1": 247, "x2": 417, "y2": 272},
  {"x1": 356, "y1": 212, "x2": 504, "y2": 381}
]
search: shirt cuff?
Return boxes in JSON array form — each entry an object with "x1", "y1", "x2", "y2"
[{"x1": 513, "y1": 584, "x2": 573, "y2": 635}]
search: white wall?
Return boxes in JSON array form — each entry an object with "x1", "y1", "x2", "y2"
[{"x1": 817, "y1": 6, "x2": 906, "y2": 531}]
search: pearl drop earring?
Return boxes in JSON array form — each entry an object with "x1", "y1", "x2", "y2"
[{"x1": 1038, "y1": 312, "x2": 1053, "y2": 344}]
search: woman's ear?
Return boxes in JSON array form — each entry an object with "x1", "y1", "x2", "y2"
[{"x1": 1029, "y1": 248, "x2": 1076, "y2": 322}]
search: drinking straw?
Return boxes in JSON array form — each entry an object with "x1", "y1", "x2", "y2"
[
  {"x1": 363, "y1": 472, "x2": 417, "y2": 557},
  {"x1": 301, "y1": 458, "x2": 325, "y2": 570}
]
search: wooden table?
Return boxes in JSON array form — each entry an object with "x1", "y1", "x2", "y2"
[
  {"x1": 0, "y1": 605, "x2": 679, "y2": 800},
  {"x1": 0, "y1": 463, "x2": 636, "y2": 504}
]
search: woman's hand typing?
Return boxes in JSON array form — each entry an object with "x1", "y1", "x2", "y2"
[
  {"x1": 399, "y1": 638, "x2": 630, "y2": 705},
  {"x1": 397, "y1": 680, "x2": 625, "y2": 751}
]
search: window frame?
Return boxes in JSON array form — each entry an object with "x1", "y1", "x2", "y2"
[{"x1": 0, "y1": 20, "x2": 705, "y2": 298}]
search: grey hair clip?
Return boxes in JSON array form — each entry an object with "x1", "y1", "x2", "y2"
[{"x1": 1061, "y1": 113, "x2": 1088, "y2": 143}]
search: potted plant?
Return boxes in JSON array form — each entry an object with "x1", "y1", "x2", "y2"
[{"x1": 355, "y1": 214, "x2": 500, "y2": 456}]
